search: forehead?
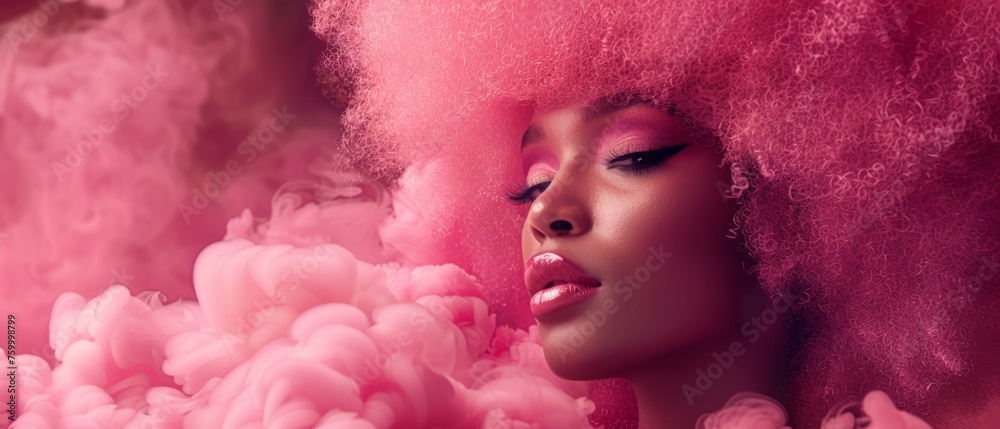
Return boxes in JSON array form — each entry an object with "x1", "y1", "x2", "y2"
[
  {"x1": 522, "y1": 95, "x2": 652, "y2": 150},
  {"x1": 534, "y1": 93, "x2": 647, "y2": 121}
]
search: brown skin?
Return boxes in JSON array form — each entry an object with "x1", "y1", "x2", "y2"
[{"x1": 515, "y1": 100, "x2": 795, "y2": 429}]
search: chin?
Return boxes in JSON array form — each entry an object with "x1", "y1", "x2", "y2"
[
  {"x1": 540, "y1": 335, "x2": 634, "y2": 380},
  {"x1": 543, "y1": 350, "x2": 610, "y2": 380}
]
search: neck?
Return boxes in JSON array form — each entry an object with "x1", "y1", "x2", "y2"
[{"x1": 625, "y1": 317, "x2": 794, "y2": 429}]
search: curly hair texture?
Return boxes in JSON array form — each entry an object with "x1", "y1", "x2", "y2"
[{"x1": 311, "y1": 0, "x2": 1000, "y2": 427}]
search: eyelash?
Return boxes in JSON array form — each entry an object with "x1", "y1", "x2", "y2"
[{"x1": 504, "y1": 143, "x2": 692, "y2": 205}]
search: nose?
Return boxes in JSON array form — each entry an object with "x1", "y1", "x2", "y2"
[{"x1": 526, "y1": 174, "x2": 592, "y2": 242}]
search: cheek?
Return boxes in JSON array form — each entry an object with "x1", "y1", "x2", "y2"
[
  {"x1": 592, "y1": 159, "x2": 745, "y2": 350},
  {"x1": 520, "y1": 220, "x2": 532, "y2": 263},
  {"x1": 600, "y1": 165, "x2": 733, "y2": 257}
]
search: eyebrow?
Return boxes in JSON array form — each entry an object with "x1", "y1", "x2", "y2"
[{"x1": 519, "y1": 94, "x2": 647, "y2": 150}]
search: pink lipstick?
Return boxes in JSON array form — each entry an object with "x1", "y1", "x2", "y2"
[{"x1": 525, "y1": 252, "x2": 602, "y2": 318}]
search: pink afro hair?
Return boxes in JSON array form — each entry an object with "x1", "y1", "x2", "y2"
[{"x1": 311, "y1": 0, "x2": 1000, "y2": 427}]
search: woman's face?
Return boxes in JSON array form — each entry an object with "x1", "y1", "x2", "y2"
[{"x1": 514, "y1": 98, "x2": 760, "y2": 380}]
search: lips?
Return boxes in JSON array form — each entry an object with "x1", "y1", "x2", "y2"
[{"x1": 525, "y1": 252, "x2": 602, "y2": 297}]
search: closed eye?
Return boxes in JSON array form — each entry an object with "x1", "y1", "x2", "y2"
[
  {"x1": 505, "y1": 144, "x2": 691, "y2": 205},
  {"x1": 602, "y1": 143, "x2": 692, "y2": 173},
  {"x1": 504, "y1": 180, "x2": 550, "y2": 205}
]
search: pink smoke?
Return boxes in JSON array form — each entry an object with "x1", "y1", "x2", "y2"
[{"x1": 0, "y1": 0, "x2": 973, "y2": 427}]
